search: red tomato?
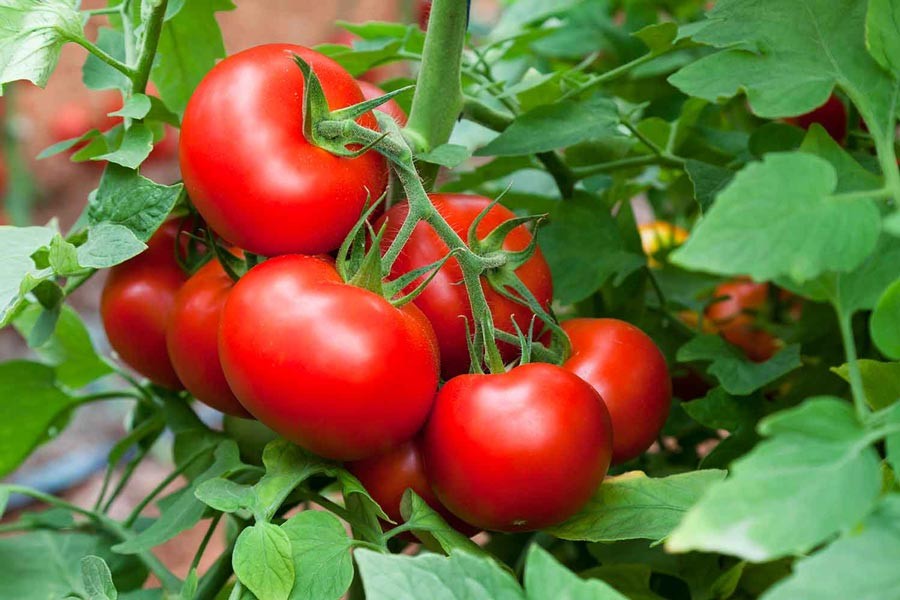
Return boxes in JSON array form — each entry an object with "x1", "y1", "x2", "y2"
[
  {"x1": 418, "y1": 0, "x2": 432, "y2": 29},
  {"x1": 50, "y1": 102, "x2": 94, "y2": 142},
  {"x1": 166, "y1": 258, "x2": 250, "y2": 418},
  {"x1": 423, "y1": 363, "x2": 613, "y2": 532},
  {"x1": 706, "y1": 279, "x2": 779, "y2": 363},
  {"x1": 378, "y1": 194, "x2": 553, "y2": 378},
  {"x1": 180, "y1": 44, "x2": 388, "y2": 256},
  {"x1": 101, "y1": 221, "x2": 187, "y2": 389},
  {"x1": 357, "y1": 81, "x2": 408, "y2": 126},
  {"x1": 349, "y1": 439, "x2": 476, "y2": 535},
  {"x1": 787, "y1": 94, "x2": 847, "y2": 142},
  {"x1": 562, "y1": 318, "x2": 671, "y2": 464},
  {"x1": 218, "y1": 254, "x2": 440, "y2": 461}
]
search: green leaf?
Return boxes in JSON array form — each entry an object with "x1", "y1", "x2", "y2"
[
  {"x1": 0, "y1": 0, "x2": 84, "y2": 90},
  {"x1": 865, "y1": 0, "x2": 900, "y2": 76},
  {"x1": 113, "y1": 442, "x2": 242, "y2": 554},
  {"x1": 832, "y1": 359, "x2": 900, "y2": 410},
  {"x1": 475, "y1": 95, "x2": 623, "y2": 157},
  {"x1": 667, "y1": 398, "x2": 881, "y2": 561},
  {"x1": 682, "y1": 387, "x2": 759, "y2": 431},
  {"x1": 669, "y1": 0, "x2": 897, "y2": 148},
  {"x1": 194, "y1": 478, "x2": 254, "y2": 513},
  {"x1": 0, "y1": 361, "x2": 76, "y2": 476},
  {"x1": 0, "y1": 530, "x2": 147, "y2": 598},
  {"x1": 337, "y1": 469, "x2": 392, "y2": 523},
  {"x1": 281, "y1": 511, "x2": 354, "y2": 600},
  {"x1": 525, "y1": 545, "x2": 627, "y2": 600},
  {"x1": 677, "y1": 336, "x2": 802, "y2": 396},
  {"x1": 109, "y1": 94, "x2": 151, "y2": 120},
  {"x1": 780, "y1": 234, "x2": 900, "y2": 315},
  {"x1": 798, "y1": 125, "x2": 882, "y2": 193},
  {"x1": 233, "y1": 523, "x2": 294, "y2": 600},
  {"x1": 416, "y1": 144, "x2": 471, "y2": 168},
  {"x1": 871, "y1": 278, "x2": 900, "y2": 360},
  {"x1": 399, "y1": 490, "x2": 485, "y2": 556},
  {"x1": 76, "y1": 223, "x2": 147, "y2": 269},
  {"x1": 355, "y1": 549, "x2": 524, "y2": 600},
  {"x1": 48, "y1": 233, "x2": 81, "y2": 276},
  {"x1": 0, "y1": 225, "x2": 55, "y2": 324},
  {"x1": 251, "y1": 440, "x2": 335, "y2": 520},
  {"x1": 684, "y1": 159, "x2": 734, "y2": 213},
  {"x1": 82, "y1": 27, "x2": 128, "y2": 91},
  {"x1": 88, "y1": 165, "x2": 183, "y2": 242},
  {"x1": 81, "y1": 556, "x2": 117, "y2": 600},
  {"x1": 671, "y1": 153, "x2": 881, "y2": 283},
  {"x1": 95, "y1": 123, "x2": 154, "y2": 169},
  {"x1": 763, "y1": 495, "x2": 900, "y2": 600},
  {"x1": 632, "y1": 22, "x2": 679, "y2": 54},
  {"x1": 540, "y1": 195, "x2": 645, "y2": 304},
  {"x1": 13, "y1": 304, "x2": 113, "y2": 388},
  {"x1": 151, "y1": 0, "x2": 235, "y2": 115},
  {"x1": 548, "y1": 470, "x2": 726, "y2": 543}
]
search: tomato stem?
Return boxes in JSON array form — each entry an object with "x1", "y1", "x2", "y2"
[{"x1": 131, "y1": 0, "x2": 169, "y2": 94}]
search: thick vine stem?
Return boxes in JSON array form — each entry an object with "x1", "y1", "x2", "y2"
[
  {"x1": 131, "y1": 0, "x2": 168, "y2": 93},
  {"x1": 402, "y1": 0, "x2": 469, "y2": 187}
]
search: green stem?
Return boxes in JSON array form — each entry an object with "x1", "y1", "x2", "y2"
[
  {"x1": 831, "y1": 187, "x2": 895, "y2": 202},
  {"x1": 3, "y1": 485, "x2": 180, "y2": 591},
  {"x1": 196, "y1": 532, "x2": 240, "y2": 600},
  {"x1": 624, "y1": 120, "x2": 665, "y2": 156},
  {"x1": 571, "y1": 154, "x2": 683, "y2": 179},
  {"x1": 190, "y1": 513, "x2": 223, "y2": 572},
  {"x1": 123, "y1": 446, "x2": 208, "y2": 527},
  {"x1": 403, "y1": 0, "x2": 469, "y2": 185},
  {"x1": 559, "y1": 52, "x2": 659, "y2": 102},
  {"x1": 131, "y1": 0, "x2": 168, "y2": 93},
  {"x1": 102, "y1": 443, "x2": 153, "y2": 512},
  {"x1": 836, "y1": 308, "x2": 868, "y2": 419},
  {"x1": 83, "y1": 6, "x2": 121, "y2": 16},
  {"x1": 67, "y1": 35, "x2": 137, "y2": 80},
  {"x1": 301, "y1": 492, "x2": 385, "y2": 546}
]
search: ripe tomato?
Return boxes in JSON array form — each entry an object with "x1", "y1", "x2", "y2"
[
  {"x1": 706, "y1": 278, "x2": 779, "y2": 362},
  {"x1": 166, "y1": 258, "x2": 250, "y2": 417},
  {"x1": 562, "y1": 318, "x2": 671, "y2": 465},
  {"x1": 180, "y1": 44, "x2": 387, "y2": 256},
  {"x1": 639, "y1": 221, "x2": 688, "y2": 268},
  {"x1": 418, "y1": 0, "x2": 432, "y2": 29},
  {"x1": 378, "y1": 194, "x2": 553, "y2": 378},
  {"x1": 787, "y1": 94, "x2": 847, "y2": 142},
  {"x1": 218, "y1": 254, "x2": 440, "y2": 461},
  {"x1": 101, "y1": 221, "x2": 187, "y2": 389},
  {"x1": 349, "y1": 439, "x2": 476, "y2": 535},
  {"x1": 423, "y1": 363, "x2": 612, "y2": 532},
  {"x1": 357, "y1": 81, "x2": 408, "y2": 126}
]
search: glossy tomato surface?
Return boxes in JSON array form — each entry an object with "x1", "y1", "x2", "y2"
[
  {"x1": 218, "y1": 254, "x2": 439, "y2": 461},
  {"x1": 167, "y1": 258, "x2": 250, "y2": 417},
  {"x1": 423, "y1": 363, "x2": 612, "y2": 532},
  {"x1": 349, "y1": 439, "x2": 476, "y2": 535},
  {"x1": 180, "y1": 44, "x2": 387, "y2": 256},
  {"x1": 379, "y1": 194, "x2": 553, "y2": 377},
  {"x1": 357, "y1": 81, "x2": 408, "y2": 126},
  {"x1": 707, "y1": 279, "x2": 779, "y2": 362},
  {"x1": 101, "y1": 221, "x2": 187, "y2": 389},
  {"x1": 562, "y1": 318, "x2": 671, "y2": 464}
]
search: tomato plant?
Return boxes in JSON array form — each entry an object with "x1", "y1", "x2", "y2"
[
  {"x1": 180, "y1": 44, "x2": 388, "y2": 256},
  {"x1": 218, "y1": 254, "x2": 440, "y2": 461},
  {"x1": 379, "y1": 193, "x2": 553, "y2": 377},
  {"x1": 0, "y1": 1, "x2": 899, "y2": 599},
  {"x1": 423, "y1": 363, "x2": 613, "y2": 532}
]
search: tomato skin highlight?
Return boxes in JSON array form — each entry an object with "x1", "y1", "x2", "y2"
[
  {"x1": 562, "y1": 318, "x2": 671, "y2": 465},
  {"x1": 101, "y1": 221, "x2": 186, "y2": 389},
  {"x1": 357, "y1": 81, "x2": 408, "y2": 126},
  {"x1": 379, "y1": 194, "x2": 553, "y2": 378},
  {"x1": 218, "y1": 254, "x2": 440, "y2": 461},
  {"x1": 166, "y1": 258, "x2": 250, "y2": 418},
  {"x1": 348, "y1": 439, "x2": 477, "y2": 536},
  {"x1": 707, "y1": 279, "x2": 779, "y2": 363},
  {"x1": 180, "y1": 44, "x2": 388, "y2": 257},
  {"x1": 423, "y1": 363, "x2": 613, "y2": 532}
]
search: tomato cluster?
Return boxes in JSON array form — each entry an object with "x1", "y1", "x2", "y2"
[{"x1": 101, "y1": 44, "x2": 674, "y2": 534}]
